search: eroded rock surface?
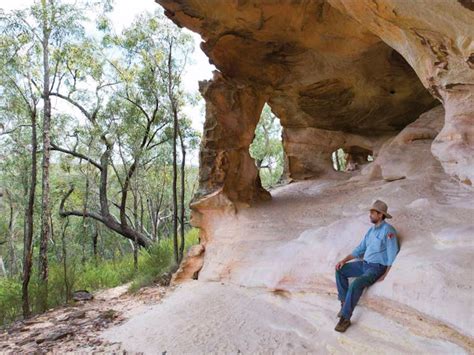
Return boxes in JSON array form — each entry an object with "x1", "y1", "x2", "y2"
[
  {"x1": 158, "y1": 0, "x2": 472, "y2": 195},
  {"x1": 149, "y1": 1, "x2": 474, "y2": 352},
  {"x1": 157, "y1": 0, "x2": 473, "y2": 285},
  {"x1": 328, "y1": 0, "x2": 474, "y2": 184},
  {"x1": 159, "y1": 0, "x2": 438, "y2": 202},
  {"x1": 103, "y1": 108, "x2": 474, "y2": 353}
]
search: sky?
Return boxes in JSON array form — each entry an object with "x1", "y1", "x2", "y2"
[{"x1": 1, "y1": 0, "x2": 216, "y2": 164}]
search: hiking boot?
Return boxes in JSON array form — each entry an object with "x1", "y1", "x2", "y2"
[
  {"x1": 334, "y1": 316, "x2": 351, "y2": 332},
  {"x1": 337, "y1": 301, "x2": 344, "y2": 318}
]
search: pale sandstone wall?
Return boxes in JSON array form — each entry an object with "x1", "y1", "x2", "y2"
[
  {"x1": 155, "y1": 0, "x2": 474, "y2": 344},
  {"x1": 186, "y1": 106, "x2": 474, "y2": 342}
]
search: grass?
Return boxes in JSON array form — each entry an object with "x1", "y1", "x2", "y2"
[
  {"x1": 129, "y1": 227, "x2": 200, "y2": 292},
  {"x1": 0, "y1": 228, "x2": 200, "y2": 327}
]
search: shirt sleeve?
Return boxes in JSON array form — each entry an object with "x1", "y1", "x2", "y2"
[
  {"x1": 351, "y1": 230, "x2": 369, "y2": 258},
  {"x1": 386, "y1": 227, "x2": 400, "y2": 265}
]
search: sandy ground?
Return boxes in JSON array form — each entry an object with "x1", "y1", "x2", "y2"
[{"x1": 101, "y1": 280, "x2": 468, "y2": 354}]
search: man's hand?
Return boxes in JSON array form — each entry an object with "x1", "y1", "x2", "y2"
[
  {"x1": 335, "y1": 254, "x2": 356, "y2": 270},
  {"x1": 335, "y1": 260, "x2": 345, "y2": 270}
]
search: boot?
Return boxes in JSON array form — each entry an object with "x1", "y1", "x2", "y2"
[{"x1": 334, "y1": 315, "x2": 351, "y2": 332}]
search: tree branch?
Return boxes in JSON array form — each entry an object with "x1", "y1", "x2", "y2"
[{"x1": 50, "y1": 142, "x2": 102, "y2": 170}]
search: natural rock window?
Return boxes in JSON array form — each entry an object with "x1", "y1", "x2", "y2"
[
  {"x1": 249, "y1": 104, "x2": 284, "y2": 189},
  {"x1": 332, "y1": 147, "x2": 373, "y2": 172}
]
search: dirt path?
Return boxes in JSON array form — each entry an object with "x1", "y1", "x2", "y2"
[{"x1": 0, "y1": 283, "x2": 172, "y2": 353}]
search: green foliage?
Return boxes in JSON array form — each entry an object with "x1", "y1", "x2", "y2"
[
  {"x1": 332, "y1": 148, "x2": 347, "y2": 171},
  {"x1": 128, "y1": 240, "x2": 174, "y2": 293},
  {"x1": 0, "y1": 227, "x2": 200, "y2": 327},
  {"x1": 128, "y1": 228, "x2": 199, "y2": 293},
  {"x1": 0, "y1": 278, "x2": 21, "y2": 326},
  {"x1": 249, "y1": 104, "x2": 284, "y2": 188}
]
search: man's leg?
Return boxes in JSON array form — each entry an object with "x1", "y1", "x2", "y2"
[
  {"x1": 340, "y1": 266, "x2": 385, "y2": 320},
  {"x1": 335, "y1": 261, "x2": 364, "y2": 303}
]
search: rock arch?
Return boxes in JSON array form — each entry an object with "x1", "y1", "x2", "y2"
[{"x1": 157, "y1": 0, "x2": 473, "y2": 281}]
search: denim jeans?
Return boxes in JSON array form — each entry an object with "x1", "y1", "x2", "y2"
[{"x1": 335, "y1": 260, "x2": 387, "y2": 319}]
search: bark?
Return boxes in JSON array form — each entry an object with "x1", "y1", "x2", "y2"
[
  {"x1": 5, "y1": 190, "x2": 18, "y2": 277},
  {"x1": 92, "y1": 223, "x2": 99, "y2": 265},
  {"x1": 38, "y1": 0, "x2": 52, "y2": 313},
  {"x1": 178, "y1": 123, "x2": 186, "y2": 264},
  {"x1": 61, "y1": 217, "x2": 70, "y2": 302},
  {"x1": 22, "y1": 102, "x2": 38, "y2": 318},
  {"x1": 81, "y1": 173, "x2": 90, "y2": 265},
  {"x1": 132, "y1": 171, "x2": 139, "y2": 272},
  {"x1": 0, "y1": 257, "x2": 6, "y2": 277},
  {"x1": 168, "y1": 39, "x2": 179, "y2": 265},
  {"x1": 334, "y1": 151, "x2": 340, "y2": 171}
]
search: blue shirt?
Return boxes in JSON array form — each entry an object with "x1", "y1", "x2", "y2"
[{"x1": 351, "y1": 220, "x2": 399, "y2": 266}]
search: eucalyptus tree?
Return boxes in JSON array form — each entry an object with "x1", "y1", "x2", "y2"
[
  {"x1": 51, "y1": 10, "x2": 199, "y2": 262},
  {"x1": 121, "y1": 11, "x2": 196, "y2": 264},
  {"x1": 0, "y1": 0, "x2": 110, "y2": 313},
  {"x1": 0, "y1": 17, "x2": 41, "y2": 316}
]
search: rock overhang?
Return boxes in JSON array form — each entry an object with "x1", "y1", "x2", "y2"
[{"x1": 158, "y1": 0, "x2": 438, "y2": 135}]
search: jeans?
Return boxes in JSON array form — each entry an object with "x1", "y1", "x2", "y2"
[{"x1": 335, "y1": 260, "x2": 387, "y2": 320}]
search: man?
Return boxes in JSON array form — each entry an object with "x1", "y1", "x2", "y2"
[{"x1": 334, "y1": 199, "x2": 400, "y2": 332}]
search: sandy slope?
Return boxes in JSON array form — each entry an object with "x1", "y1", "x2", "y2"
[{"x1": 101, "y1": 280, "x2": 468, "y2": 354}]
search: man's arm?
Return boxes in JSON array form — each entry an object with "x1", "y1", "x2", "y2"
[
  {"x1": 350, "y1": 231, "x2": 369, "y2": 259},
  {"x1": 335, "y1": 231, "x2": 369, "y2": 270},
  {"x1": 378, "y1": 229, "x2": 399, "y2": 281},
  {"x1": 335, "y1": 253, "x2": 356, "y2": 270}
]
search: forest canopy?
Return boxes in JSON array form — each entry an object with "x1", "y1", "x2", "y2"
[{"x1": 0, "y1": 0, "x2": 283, "y2": 326}]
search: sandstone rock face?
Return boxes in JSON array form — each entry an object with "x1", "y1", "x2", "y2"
[
  {"x1": 328, "y1": 0, "x2": 474, "y2": 184},
  {"x1": 157, "y1": 0, "x2": 472, "y2": 279},
  {"x1": 104, "y1": 106, "x2": 474, "y2": 352},
  {"x1": 159, "y1": 0, "x2": 437, "y2": 199},
  {"x1": 153, "y1": 1, "x2": 474, "y2": 349},
  {"x1": 158, "y1": 0, "x2": 472, "y2": 201},
  {"x1": 190, "y1": 105, "x2": 474, "y2": 343}
]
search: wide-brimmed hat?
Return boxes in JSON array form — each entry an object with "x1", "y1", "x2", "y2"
[{"x1": 369, "y1": 199, "x2": 392, "y2": 218}]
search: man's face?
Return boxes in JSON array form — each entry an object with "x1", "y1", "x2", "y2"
[{"x1": 369, "y1": 209, "x2": 382, "y2": 224}]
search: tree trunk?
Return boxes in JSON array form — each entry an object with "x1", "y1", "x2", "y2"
[
  {"x1": 61, "y1": 217, "x2": 70, "y2": 303},
  {"x1": 178, "y1": 123, "x2": 186, "y2": 264},
  {"x1": 0, "y1": 257, "x2": 6, "y2": 277},
  {"x1": 334, "y1": 151, "x2": 340, "y2": 171},
  {"x1": 82, "y1": 175, "x2": 89, "y2": 265},
  {"x1": 6, "y1": 191, "x2": 18, "y2": 277},
  {"x1": 168, "y1": 40, "x2": 179, "y2": 266},
  {"x1": 132, "y1": 174, "x2": 139, "y2": 272},
  {"x1": 38, "y1": 0, "x2": 52, "y2": 313},
  {"x1": 22, "y1": 107, "x2": 37, "y2": 318},
  {"x1": 92, "y1": 222, "x2": 99, "y2": 265}
]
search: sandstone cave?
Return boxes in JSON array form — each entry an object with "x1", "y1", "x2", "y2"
[{"x1": 105, "y1": 1, "x2": 474, "y2": 351}]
